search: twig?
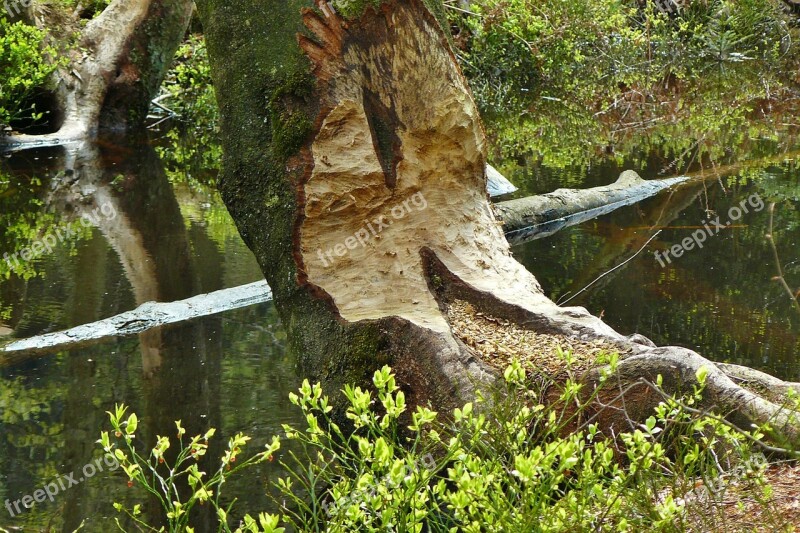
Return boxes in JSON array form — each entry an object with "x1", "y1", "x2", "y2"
[
  {"x1": 557, "y1": 230, "x2": 662, "y2": 305},
  {"x1": 150, "y1": 100, "x2": 179, "y2": 117},
  {"x1": 766, "y1": 203, "x2": 800, "y2": 315}
]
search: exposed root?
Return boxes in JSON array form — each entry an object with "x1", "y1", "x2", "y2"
[
  {"x1": 581, "y1": 349, "x2": 800, "y2": 451},
  {"x1": 717, "y1": 363, "x2": 800, "y2": 403}
]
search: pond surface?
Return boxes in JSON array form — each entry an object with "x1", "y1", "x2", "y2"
[{"x1": 0, "y1": 116, "x2": 798, "y2": 530}]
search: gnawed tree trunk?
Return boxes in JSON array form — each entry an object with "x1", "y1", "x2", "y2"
[
  {"x1": 195, "y1": 0, "x2": 800, "y2": 445},
  {"x1": 2, "y1": 0, "x2": 192, "y2": 144}
]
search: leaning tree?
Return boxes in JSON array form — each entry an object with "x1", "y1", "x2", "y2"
[
  {"x1": 2, "y1": 0, "x2": 192, "y2": 142},
  {"x1": 193, "y1": 0, "x2": 800, "y2": 443}
]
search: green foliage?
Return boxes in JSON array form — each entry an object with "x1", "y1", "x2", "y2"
[
  {"x1": 450, "y1": 0, "x2": 798, "y2": 165},
  {"x1": 160, "y1": 34, "x2": 218, "y2": 129},
  {"x1": 101, "y1": 361, "x2": 787, "y2": 531},
  {"x1": 0, "y1": 17, "x2": 59, "y2": 130},
  {"x1": 100, "y1": 404, "x2": 282, "y2": 533},
  {"x1": 270, "y1": 361, "x2": 777, "y2": 531},
  {"x1": 156, "y1": 35, "x2": 223, "y2": 187},
  {"x1": 0, "y1": 168, "x2": 94, "y2": 282},
  {"x1": 662, "y1": 0, "x2": 788, "y2": 62},
  {"x1": 454, "y1": 0, "x2": 790, "y2": 108},
  {"x1": 453, "y1": 0, "x2": 641, "y2": 111}
]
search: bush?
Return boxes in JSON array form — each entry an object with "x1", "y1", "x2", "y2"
[
  {"x1": 452, "y1": 0, "x2": 792, "y2": 113},
  {"x1": 100, "y1": 358, "x2": 785, "y2": 532},
  {"x1": 0, "y1": 17, "x2": 58, "y2": 132}
]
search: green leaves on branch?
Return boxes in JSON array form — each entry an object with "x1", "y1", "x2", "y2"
[
  {"x1": 98, "y1": 359, "x2": 781, "y2": 531},
  {"x1": 100, "y1": 404, "x2": 281, "y2": 533},
  {"x1": 0, "y1": 17, "x2": 60, "y2": 130}
]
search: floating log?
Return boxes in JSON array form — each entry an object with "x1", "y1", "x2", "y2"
[
  {"x1": 495, "y1": 170, "x2": 689, "y2": 245},
  {"x1": 0, "y1": 280, "x2": 272, "y2": 364}
]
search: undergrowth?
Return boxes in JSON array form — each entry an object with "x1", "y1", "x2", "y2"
[
  {"x1": 99, "y1": 356, "x2": 792, "y2": 532},
  {"x1": 0, "y1": 17, "x2": 60, "y2": 132}
]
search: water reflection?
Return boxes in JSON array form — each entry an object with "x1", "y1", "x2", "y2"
[
  {"x1": 512, "y1": 157, "x2": 800, "y2": 380},
  {"x1": 0, "y1": 139, "x2": 298, "y2": 531},
  {"x1": 0, "y1": 125, "x2": 798, "y2": 530}
]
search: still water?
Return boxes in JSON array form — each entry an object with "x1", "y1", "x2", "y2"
[{"x1": 0, "y1": 124, "x2": 798, "y2": 530}]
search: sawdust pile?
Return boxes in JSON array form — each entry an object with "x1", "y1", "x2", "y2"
[{"x1": 446, "y1": 299, "x2": 617, "y2": 377}]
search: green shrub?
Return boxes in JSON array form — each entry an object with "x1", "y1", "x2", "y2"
[
  {"x1": 452, "y1": 0, "x2": 792, "y2": 111},
  {"x1": 100, "y1": 358, "x2": 786, "y2": 532},
  {"x1": 0, "y1": 17, "x2": 58, "y2": 131},
  {"x1": 155, "y1": 34, "x2": 223, "y2": 184},
  {"x1": 160, "y1": 34, "x2": 217, "y2": 128},
  {"x1": 100, "y1": 404, "x2": 282, "y2": 532}
]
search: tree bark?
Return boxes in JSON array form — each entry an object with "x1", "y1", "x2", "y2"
[
  {"x1": 2, "y1": 0, "x2": 192, "y2": 144},
  {"x1": 194, "y1": 0, "x2": 800, "y2": 444}
]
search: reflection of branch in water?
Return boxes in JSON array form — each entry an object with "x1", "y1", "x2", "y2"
[
  {"x1": 557, "y1": 230, "x2": 662, "y2": 306},
  {"x1": 766, "y1": 203, "x2": 800, "y2": 315}
]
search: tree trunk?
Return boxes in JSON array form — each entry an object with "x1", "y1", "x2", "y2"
[
  {"x1": 0, "y1": 170, "x2": 682, "y2": 359},
  {"x1": 194, "y1": 0, "x2": 800, "y2": 444},
  {"x1": 2, "y1": 0, "x2": 192, "y2": 144}
]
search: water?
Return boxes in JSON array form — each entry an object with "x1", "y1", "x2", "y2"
[
  {"x1": 504, "y1": 135, "x2": 800, "y2": 380},
  {"x1": 0, "y1": 140, "x2": 303, "y2": 531},
  {"x1": 0, "y1": 122, "x2": 798, "y2": 530}
]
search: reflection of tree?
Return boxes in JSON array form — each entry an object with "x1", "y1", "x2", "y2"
[
  {"x1": 0, "y1": 134, "x2": 300, "y2": 529},
  {"x1": 0, "y1": 139, "x2": 229, "y2": 531},
  {"x1": 46, "y1": 140, "x2": 224, "y2": 531},
  {"x1": 555, "y1": 181, "x2": 708, "y2": 301}
]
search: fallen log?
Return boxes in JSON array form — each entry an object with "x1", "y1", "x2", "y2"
[
  {"x1": 495, "y1": 170, "x2": 689, "y2": 244},
  {"x1": 0, "y1": 280, "x2": 272, "y2": 364}
]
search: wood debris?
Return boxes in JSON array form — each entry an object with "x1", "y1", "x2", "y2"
[{"x1": 446, "y1": 299, "x2": 615, "y2": 378}]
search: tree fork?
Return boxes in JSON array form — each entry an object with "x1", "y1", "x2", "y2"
[{"x1": 194, "y1": 0, "x2": 800, "y2": 445}]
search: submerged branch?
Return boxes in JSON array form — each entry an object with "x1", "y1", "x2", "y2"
[{"x1": 766, "y1": 202, "x2": 800, "y2": 315}]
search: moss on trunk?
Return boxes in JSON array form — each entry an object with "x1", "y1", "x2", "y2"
[
  {"x1": 193, "y1": 0, "x2": 800, "y2": 448},
  {"x1": 195, "y1": 0, "x2": 392, "y2": 408}
]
